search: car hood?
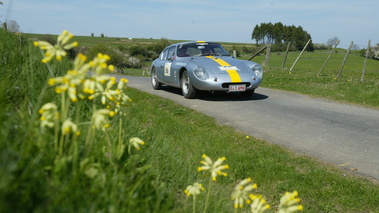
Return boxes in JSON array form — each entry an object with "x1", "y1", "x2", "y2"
[{"x1": 189, "y1": 56, "x2": 250, "y2": 74}]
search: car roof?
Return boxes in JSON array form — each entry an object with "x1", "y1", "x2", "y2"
[{"x1": 168, "y1": 41, "x2": 220, "y2": 47}]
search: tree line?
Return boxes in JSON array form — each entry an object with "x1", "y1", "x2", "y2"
[{"x1": 252, "y1": 22, "x2": 314, "y2": 52}]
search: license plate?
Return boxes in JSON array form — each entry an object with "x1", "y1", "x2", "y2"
[{"x1": 228, "y1": 84, "x2": 246, "y2": 92}]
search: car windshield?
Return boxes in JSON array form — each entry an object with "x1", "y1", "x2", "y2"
[{"x1": 177, "y1": 42, "x2": 230, "y2": 57}]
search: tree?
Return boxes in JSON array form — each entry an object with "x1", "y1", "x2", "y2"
[
  {"x1": 326, "y1": 36, "x2": 339, "y2": 47},
  {"x1": 5, "y1": 20, "x2": 20, "y2": 33},
  {"x1": 351, "y1": 43, "x2": 360, "y2": 50},
  {"x1": 251, "y1": 22, "x2": 313, "y2": 51}
]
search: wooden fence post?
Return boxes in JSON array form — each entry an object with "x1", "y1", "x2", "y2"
[
  {"x1": 361, "y1": 39, "x2": 371, "y2": 82},
  {"x1": 337, "y1": 41, "x2": 354, "y2": 78},
  {"x1": 282, "y1": 42, "x2": 291, "y2": 68},
  {"x1": 289, "y1": 39, "x2": 311, "y2": 71},
  {"x1": 318, "y1": 40, "x2": 340, "y2": 76},
  {"x1": 248, "y1": 45, "x2": 267, "y2": 61},
  {"x1": 265, "y1": 43, "x2": 271, "y2": 67}
]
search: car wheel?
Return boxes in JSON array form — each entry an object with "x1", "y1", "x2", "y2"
[
  {"x1": 151, "y1": 67, "x2": 162, "y2": 90},
  {"x1": 240, "y1": 89, "x2": 255, "y2": 97},
  {"x1": 181, "y1": 70, "x2": 197, "y2": 99}
]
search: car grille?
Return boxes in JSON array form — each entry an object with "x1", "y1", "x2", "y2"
[{"x1": 221, "y1": 82, "x2": 251, "y2": 88}]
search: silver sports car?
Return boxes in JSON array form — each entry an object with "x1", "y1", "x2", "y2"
[{"x1": 150, "y1": 41, "x2": 263, "y2": 98}]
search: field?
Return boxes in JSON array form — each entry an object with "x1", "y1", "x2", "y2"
[
  {"x1": 26, "y1": 33, "x2": 379, "y2": 108},
  {"x1": 1, "y1": 30, "x2": 379, "y2": 213}
]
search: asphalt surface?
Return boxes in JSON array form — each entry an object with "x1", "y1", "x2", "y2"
[{"x1": 115, "y1": 75, "x2": 379, "y2": 181}]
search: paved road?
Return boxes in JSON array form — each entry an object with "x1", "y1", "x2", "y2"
[{"x1": 116, "y1": 75, "x2": 379, "y2": 180}]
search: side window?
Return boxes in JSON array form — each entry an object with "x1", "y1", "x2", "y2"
[
  {"x1": 160, "y1": 48, "x2": 168, "y2": 60},
  {"x1": 167, "y1": 46, "x2": 176, "y2": 59},
  {"x1": 213, "y1": 47, "x2": 224, "y2": 55}
]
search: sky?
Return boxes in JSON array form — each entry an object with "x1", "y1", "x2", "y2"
[{"x1": 1, "y1": 0, "x2": 378, "y2": 49}]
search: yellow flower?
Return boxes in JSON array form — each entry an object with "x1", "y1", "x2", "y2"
[
  {"x1": 129, "y1": 137, "x2": 145, "y2": 151},
  {"x1": 231, "y1": 178, "x2": 258, "y2": 209},
  {"x1": 92, "y1": 109, "x2": 112, "y2": 131},
  {"x1": 34, "y1": 30, "x2": 78, "y2": 63},
  {"x1": 249, "y1": 194, "x2": 270, "y2": 213},
  {"x1": 61, "y1": 118, "x2": 79, "y2": 135},
  {"x1": 278, "y1": 191, "x2": 303, "y2": 213},
  {"x1": 117, "y1": 78, "x2": 129, "y2": 90},
  {"x1": 39, "y1": 103, "x2": 59, "y2": 128},
  {"x1": 198, "y1": 154, "x2": 229, "y2": 181},
  {"x1": 89, "y1": 53, "x2": 114, "y2": 74},
  {"x1": 184, "y1": 182, "x2": 205, "y2": 197}
]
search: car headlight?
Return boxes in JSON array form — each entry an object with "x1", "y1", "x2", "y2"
[
  {"x1": 251, "y1": 64, "x2": 263, "y2": 78},
  {"x1": 193, "y1": 66, "x2": 209, "y2": 80}
]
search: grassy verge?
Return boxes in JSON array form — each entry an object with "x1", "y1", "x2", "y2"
[
  {"x1": 240, "y1": 50, "x2": 379, "y2": 108},
  {"x1": 125, "y1": 87, "x2": 379, "y2": 212},
  {"x1": 2, "y1": 30, "x2": 378, "y2": 212}
]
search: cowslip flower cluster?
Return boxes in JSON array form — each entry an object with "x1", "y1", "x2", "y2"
[
  {"x1": 33, "y1": 30, "x2": 78, "y2": 63},
  {"x1": 62, "y1": 118, "x2": 80, "y2": 136},
  {"x1": 113, "y1": 78, "x2": 132, "y2": 115},
  {"x1": 249, "y1": 194, "x2": 270, "y2": 213},
  {"x1": 184, "y1": 182, "x2": 205, "y2": 197},
  {"x1": 198, "y1": 154, "x2": 229, "y2": 181},
  {"x1": 129, "y1": 137, "x2": 146, "y2": 151},
  {"x1": 89, "y1": 53, "x2": 115, "y2": 74},
  {"x1": 278, "y1": 191, "x2": 303, "y2": 213},
  {"x1": 35, "y1": 30, "x2": 148, "y2": 167},
  {"x1": 92, "y1": 109, "x2": 115, "y2": 131},
  {"x1": 231, "y1": 177, "x2": 258, "y2": 209},
  {"x1": 39, "y1": 103, "x2": 59, "y2": 129},
  {"x1": 48, "y1": 54, "x2": 117, "y2": 103}
]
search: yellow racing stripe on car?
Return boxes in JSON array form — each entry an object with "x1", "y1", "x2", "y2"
[{"x1": 205, "y1": 56, "x2": 242, "y2": 82}]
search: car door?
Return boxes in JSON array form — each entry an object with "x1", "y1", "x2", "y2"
[
  {"x1": 155, "y1": 48, "x2": 168, "y2": 83},
  {"x1": 156, "y1": 46, "x2": 176, "y2": 84}
]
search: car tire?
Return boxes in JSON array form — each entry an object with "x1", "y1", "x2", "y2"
[
  {"x1": 240, "y1": 89, "x2": 255, "y2": 97},
  {"x1": 151, "y1": 67, "x2": 162, "y2": 90},
  {"x1": 181, "y1": 70, "x2": 197, "y2": 99}
]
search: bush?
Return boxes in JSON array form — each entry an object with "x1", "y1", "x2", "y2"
[
  {"x1": 86, "y1": 44, "x2": 127, "y2": 67},
  {"x1": 128, "y1": 45, "x2": 149, "y2": 57},
  {"x1": 147, "y1": 38, "x2": 170, "y2": 55}
]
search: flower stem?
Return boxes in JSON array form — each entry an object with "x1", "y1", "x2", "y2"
[
  {"x1": 38, "y1": 49, "x2": 55, "y2": 78},
  {"x1": 193, "y1": 195, "x2": 196, "y2": 213},
  {"x1": 118, "y1": 116, "x2": 122, "y2": 150},
  {"x1": 85, "y1": 103, "x2": 96, "y2": 151},
  {"x1": 203, "y1": 178, "x2": 212, "y2": 213}
]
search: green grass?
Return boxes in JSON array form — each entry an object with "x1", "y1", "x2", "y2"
[
  {"x1": 239, "y1": 50, "x2": 379, "y2": 108},
  {"x1": 2, "y1": 30, "x2": 379, "y2": 212},
  {"x1": 125, "y1": 88, "x2": 379, "y2": 212},
  {"x1": 26, "y1": 31, "x2": 377, "y2": 108},
  {"x1": 24, "y1": 33, "x2": 379, "y2": 109}
]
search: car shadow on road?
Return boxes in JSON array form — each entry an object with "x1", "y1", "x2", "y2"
[{"x1": 160, "y1": 86, "x2": 269, "y2": 102}]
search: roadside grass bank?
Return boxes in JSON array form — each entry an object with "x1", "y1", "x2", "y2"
[
  {"x1": 126, "y1": 87, "x2": 379, "y2": 212},
  {"x1": 2, "y1": 30, "x2": 378, "y2": 212}
]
